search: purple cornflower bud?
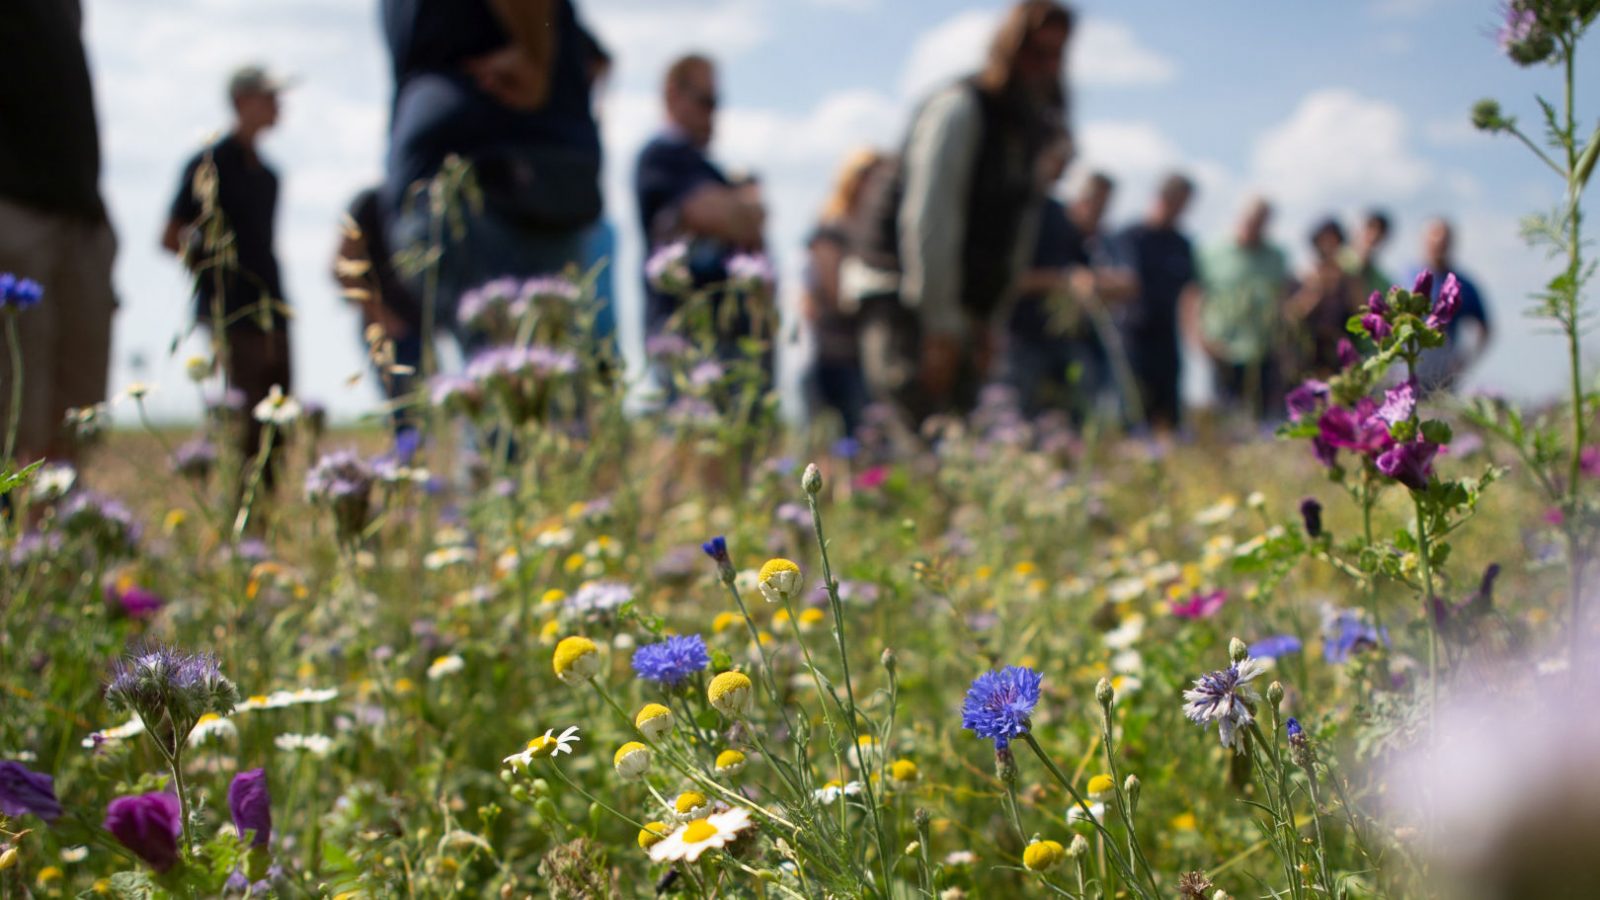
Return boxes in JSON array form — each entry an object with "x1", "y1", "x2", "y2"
[
  {"x1": 1284, "y1": 379, "x2": 1329, "y2": 423},
  {"x1": 1366, "y1": 290, "x2": 1388, "y2": 316},
  {"x1": 228, "y1": 768, "x2": 272, "y2": 848},
  {"x1": 104, "y1": 792, "x2": 183, "y2": 872},
  {"x1": 1300, "y1": 497, "x2": 1323, "y2": 539},
  {"x1": 0, "y1": 760, "x2": 63, "y2": 822}
]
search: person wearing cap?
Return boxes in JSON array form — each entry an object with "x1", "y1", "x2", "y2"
[
  {"x1": 162, "y1": 63, "x2": 292, "y2": 491},
  {"x1": 0, "y1": 0, "x2": 119, "y2": 469}
]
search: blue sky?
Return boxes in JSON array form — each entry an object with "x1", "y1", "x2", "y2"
[{"x1": 82, "y1": 0, "x2": 1596, "y2": 421}]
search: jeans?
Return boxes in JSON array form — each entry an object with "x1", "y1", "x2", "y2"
[
  {"x1": 387, "y1": 201, "x2": 587, "y2": 353},
  {"x1": 809, "y1": 360, "x2": 869, "y2": 437}
]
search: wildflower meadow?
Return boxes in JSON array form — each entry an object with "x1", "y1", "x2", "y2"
[{"x1": 5, "y1": 4, "x2": 1600, "y2": 899}]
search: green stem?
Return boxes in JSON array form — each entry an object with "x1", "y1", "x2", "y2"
[
  {"x1": 3, "y1": 312, "x2": 22, "y2": 463},
  {"x1": 1019, "y1": 733, "x2": 1148, "y2": 899}
]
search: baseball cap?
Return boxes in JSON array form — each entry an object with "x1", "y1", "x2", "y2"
[{"x1": 227, "y1": 64, "x2": 295, "y2": 99}]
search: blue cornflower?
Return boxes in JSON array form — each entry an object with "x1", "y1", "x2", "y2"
[
  {"x1": 1286, "y1": 717, "x2": 1303, "y2": 740},
  {"x1": 0, "y1": 273, "x2": 43, "y2": 310},
  {"x1": 631, "y1": 635, "x2": 711, "y2": 686},
  {"x1": 961, "y1": 666, "x2": 1042, "y2": 750},
  {"x1": 1248, "y1": 634, "x2": 1303, "y2": 660},
  {"x1": 1322, "y1": 608, "x2": 1387, "y2": 663},
  {"x1": 1182, "y1": 658, "x2": 1266, "y2": 753},
  {"x1": 701, "y1": 535, "x2": 729, "y2": 564}
]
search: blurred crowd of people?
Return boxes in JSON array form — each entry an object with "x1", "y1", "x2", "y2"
[{"x1": 1, "y1": 0, "x2": 1495, "y2": 472}]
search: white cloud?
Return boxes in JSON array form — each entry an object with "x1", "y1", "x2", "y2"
[
  {"x1": 587, "y1": 0, "x2": 772, "y2": 84},
  {"x1": 1250, "y1": 88, "x2": 1431, "y2": 212},
  {"x1": 898, "y1": 9, "x2": 994, "y2": 100},
  {"x1": 1075, "y1": 20, "x2": 1176, "y2": 86},
  {"x1": 899, "y1": 11, "x2": 1176, "y2": 99}
]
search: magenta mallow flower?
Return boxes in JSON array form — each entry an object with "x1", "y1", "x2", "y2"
[
  {"x1": 1375, "y1": 437, "x2": 1440, "y2": 490},
  {"x1": 1376, "y1": 378, "x2": 1416, "y2": 426},
  {"x1": 1171, "y1": 589, "x2": 1227, "y2": 620},
  {"x1": 228, "y1": 768, "x2": 272, "y2": 848},
  {"x1": 1426, "y1": 273, "x2": 1461, "y2": 332},
  {"x1": 1581, "y1": 446, "x2": 1600, "y2": 478},
  {"x1": 104, "y1": 578, "x2": 164, "y2": 620},
  {"x1": 105, "y1": 791, "x2": 183, "y2": 872},
  {"x1": 1285, "y1": 379, "x2": 1329, "y2": 423},
  {"x1": 1316, "y1": 399, "x2": 1393, "y2": 458},
  {"x1": 0, "y1": 760, "x2": 63, "y2": 822}
]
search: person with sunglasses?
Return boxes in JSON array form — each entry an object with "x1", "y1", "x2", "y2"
[{"x1": 634, "y1": 54, "x2": 769, "y2": 396}]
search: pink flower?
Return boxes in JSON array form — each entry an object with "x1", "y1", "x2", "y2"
[
  {"x1": 1171, "y1": 589, "x2": 1227, "y2": 620},
  {"x1": 853, "y1": 466, "x2": 889, "y2": 490}
]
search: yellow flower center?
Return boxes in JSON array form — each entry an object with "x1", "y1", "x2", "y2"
[
  {"x1": 716, "y1": 749, "x2": 746, "y2": 769},
  {"x1": 552, "y1": 636, "x2": 599, "y2": 677},
  {"x1": 1023, "y1": 839, "x2": 1065, "y2": 872},
  {"x1": 638, "y1": 822, "x2": 670, "y2": 849},
  {"x1": 675, "y1": 792, "x2": 707, "y2": 814},
  {"x1": 890, "y1": 759, "x2": 920, "y2": 783},
  {"x1": 527, "y1": 735, "x2": 557, "y2": 758},
  {"x1": 759, "y1": 558, "x2": 800, "y2": 582},
  {"x1": 682, "y1": 820, "x2": 719, "y2": 844},
  {"x1": 1086, "y1": 774, "x2": 1116, "y2": 797}
]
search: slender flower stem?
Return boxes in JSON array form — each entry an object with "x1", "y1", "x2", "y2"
[
  {"x1": 1019, "y1": 733, "x2": 1148, "y2": 899},
  {"x1": 3, "y1": 312, "x2": 22, "y2": 464}
]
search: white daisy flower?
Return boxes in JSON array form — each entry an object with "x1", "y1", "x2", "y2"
[
  {"x1": 647, "y1": 806, "x2": 754, "y2": 864},
  {"x1": 275, "y1": 733, "x2": 335, "y2": 757},
  {"x1": 1067, "y1": 801, "x2": 1105, "y2": 825},
  {"x1": 60, "y1": 846, "x2": 89, "y2": 864},
  {"x1": 82, "y1": 715, "x2": 146, "y2": 748},
  {"x1": 503, "y1": 725, "x2": 581, "y2": 771},
  {"x1": 187, "y1": 713, "x2": 237, "y2": 746},
  {"x1": 1193, "y1": 497, "x2": 1238, "y2": 526},
  {"x1": 812, "y1": 780, "x2": 864, "y2": 804},
  {"x1": 427, "y1": 654, "x2": 465, "y2": 680},
  {"x1": 1102, "y1": 614, "x2": 1146, "y2": 650},
  {"x1": 32, "y1": 463, "x2": 77, "y2": 499},
  {"x1": 252, "y1": 384, "x2": 301, "y2": 425}
]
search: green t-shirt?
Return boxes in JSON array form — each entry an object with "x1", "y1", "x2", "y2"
[
  {"x1": 1199, "y1": 241, "x2": 1289, "y2": 364},
  {"x1": 1338, "y1": 247, "x2": 1391, "y2": 298}
]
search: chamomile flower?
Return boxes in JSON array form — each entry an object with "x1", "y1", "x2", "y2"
[
  {"x1": 1086, "y1": 774, "x2": 1115, "y2": 802},
  {"x1": 848, "y1": 734, "x2": 880, "y2": 768},
  {"x1": 671, "y1": 791, "x2": 711, "y2": 821},
  {"x1": 1067, "y1": 801, "x2": 1105, "y2": 825},
  {"x1": 707, "y1": 671, "x2": 754, "y2": 717},
  {"x1": 1023, "y1": 839, "x2": 1066, "y2": 872},
  {"x1": 553, "y1": 636, "x2": 601, "y2": 684},
  {"x1": 637, "y1": 822, "x2": 671, "y2": 850},
  {"x1": 427, "y1": 654, "x2": 464, "y2": 681},
  {"x1": 82, "y1": 716, "x2": 146, "y2": 748},
  {"x1": 888, "y1": 759, "x2": 921, "y2": 787},
  {"x1": 635, "y1": 703, "x2": 673, "y2": 740},
  {"x1": 757, "y1": 558, "x2": 802, "y2": 604},
  {"x1": 187, "y1": 713, "x2": 237, "y2": 747},
  {"x1": 274, "y1": 733, "x2": 334, "y2": 757},
  {"x1": 613, "y1": 742, "x2": 652, "y2": 780},
  {"x1": 647, "y1": 806, "x2": 754, "y2": 863},
  {"x1": 503, "y1": 726, "x2": 581, "y2": 771},
  {"x1": 252, "y1": 385, "x2": 301, "y2": 425},
  {"x1": 813, "y1": 780, "x2": 864, "y2": 804},
  {"x1": 714, "y1": 749, "x2": 748, "y2": 776}
]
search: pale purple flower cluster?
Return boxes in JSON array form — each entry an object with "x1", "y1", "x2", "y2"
[
  {"x1": 725, "y1": 252, "x2": 776, "y2": 293},
  {"x1": 566, "y1": 580, "x2": 634, "y2": 617},
  {"x1": 645, "y1": 240, "x2": 691, "y2": 293},
  {"x1": 61, "y1": 491, "x2": 142, "y2": 553},
  {"x1": 170, "y1": 437, "x2": 217, "y2": 480},
  {"x1": 306, "y1": 450, "x2": 376, "y2": 538},
  {"x1": 463, "y1": 345, "x2": 579, "y2": 382}
]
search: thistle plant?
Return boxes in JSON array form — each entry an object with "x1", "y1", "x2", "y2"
[{"x1": 1469, "y1": 0, "x2": 1599, "y2": 657}]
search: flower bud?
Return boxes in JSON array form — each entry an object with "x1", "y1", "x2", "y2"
[
  {"x1": 1068, "y1": 834, "x2": 1090, "y2": 858},
  {"x1": 802, "y1": 463, "x2": 823, "y2": 495},
  {"x1": 1299, "y1": 497, "x2": 1323, "y2": 539},
  {"x1": 0, "y1": 847, "x2": 17, "y2": 871},
  {"x1": 1095, "y1": 677, "x2": 1115, "y2": 708},
  {"x1": 1124, "y1": 773, "x2": 1141, "y2": 805},
  {"x1": 881, "y1": 647, "x2": 897, "y2": 674},
  {"x1": 914, "y1": 807, "x2": 931, "y2": 828},
  {"x1": 904, "y1": 841, "x2": 921, "y2": 856},
  {"x1": 995, "y1": 747, "x2": 1017, "y2": 787},
  {"x1": 1267, "y1": 681, "x2": 1284, "y2": 708},
  {"x1": 1229, "y1": 637, "x2": 1248, "y2": 663}
]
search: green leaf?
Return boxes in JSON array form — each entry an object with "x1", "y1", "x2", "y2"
[{"x1": 1420, "y1": 420, "x2": 1454, "y2": 445}]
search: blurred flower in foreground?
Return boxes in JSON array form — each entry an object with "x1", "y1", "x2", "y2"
[{"x1": 104, "y1": 792, "x2": 182, "y2": 872}]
